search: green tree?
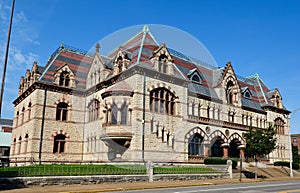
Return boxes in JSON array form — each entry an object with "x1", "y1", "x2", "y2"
[
  {"x1": 292, "y1": 145, "x2": 299, "y2": 165},
  {"x1": 244, "y1": 125, "x2": 277, "y2": 179}
]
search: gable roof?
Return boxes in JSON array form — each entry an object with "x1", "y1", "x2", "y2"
[{"x1": 22, "y1": 26, "x2": 288, "y2": 114}]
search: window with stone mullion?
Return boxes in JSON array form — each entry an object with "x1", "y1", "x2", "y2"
[{"x1": 150, "y1": 88, "x2": 175, "y2": 115}]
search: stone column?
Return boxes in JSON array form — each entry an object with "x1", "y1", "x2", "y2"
[
  {"x1": 203, "y1": 141, "x2": 210, "y2": 157},
  {"x1": 221, "y1": 143, "x2": 229, "y2": 158},
  {"x1": 238, "y1": 144, "x2": 246, "y2": 161}
]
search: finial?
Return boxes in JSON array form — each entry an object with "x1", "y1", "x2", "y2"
[
  {"x1": 95, "y1": 43, "x2": 100, "y2": 53},
  {"x1": 61, "y1": 42, "x2": 65, "y2": 49},
  {"x1": 143, "y1": 25, "x2": 149, "y2": 32}
]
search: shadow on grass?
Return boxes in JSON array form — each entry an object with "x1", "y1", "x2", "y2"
[
  {"x1": 0, "y1": 178, "x2": 26, "y2": 190},
  {"x1": 242, "y1": 170, "x2": 267, "y2": 179}
]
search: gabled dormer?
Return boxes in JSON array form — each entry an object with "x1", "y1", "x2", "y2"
[
  {"x1": 53, "y1": 63, "x2": 76, "y2": 88},
  {"x1": 150, "y1": 43, "x2": 174, "y2": 75},
  {"x1": 241, "y1": 87, "x2": 252, "y2": 99},
  {"x1": 87, "y1": 43, "x2": 110, "y2": 88},
  {"x1": 216, "y1": 62, "x2": 241, "y2": 107},
  {"x1": 113, "y1": 47, "x2": 131, "y2": 76},
  {"x1": 269, "y1": 88, "x2": 283, "y2": 108},
  {"x1": 187, "y1": 68, "x2": 203, "y2": 84}
]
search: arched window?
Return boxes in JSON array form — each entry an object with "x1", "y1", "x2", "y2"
[
  {"x1": 150, "y1": 88, "x2": 176, "y2": 115},
  {"x1": 56, "y1": 102, "x2": 68, "y2": 121},
  {"x1": 226, "y1": 80, "x2": 234, "y2": 104},
  {"x1": 24, "y1": 134, "x2": 29, "y2": 154},
  {"x1": 88, "y1": 99, "x2": 100, "y2": 122},
  {"x1": 211, "y1": 137, "x2": 223, "y2": 157},
  {"x1": 275, "y1": 118, "x2": 285, "y2": 135},
  {"x1": 53, "y1": 134, "x2": 66, "y2": 153},
  {"x1": 28, "y1": 102, "x2": 32, "y2": 121},
  {"x1": 116, "y1": 56, "x2": 123, "y2": 73},
  {"x1": 207, "y1": 106, "x2": 210, "y2": 118},
  {"x1": 188, "y1": 133, "x2": 204, "y2": 156},
  {"x1": 18, "y1": 136, "x2": 22, "y2": 155},
  {"x1": 158, "y1": 54, "x2": 167, "y2": 73},
  {"x1": 21, "y1": 107, "x2": 25, "y2": 124},
  {"x1": 191, "y1": 102, "x2": 195, "y2": 116},
  {"x1": 120, "y1": 102, "x2": 128, "y2": 125},
  {"x1": 111, "y1": 102, "x2": 118, "y2": 124},
  {"x1": 16, "y1": 111, "x2": 19, "y2": 126},
  {"x1": 59, "y1": 71, "x2": 70, "y2": 87},
  {"x1": 12, "y1": 138, "x2": 16, "y2": 155}
]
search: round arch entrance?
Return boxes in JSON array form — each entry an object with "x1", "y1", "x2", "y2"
[
  {"x1": 229, "y1": 138, "x2": 242, "y2": 158},
  {"x1": 211, "y1": 136, "x2": 224, "y2": 157},
  {"x1": 188, "y1": 133, "x2": 204, "y2": 157}
]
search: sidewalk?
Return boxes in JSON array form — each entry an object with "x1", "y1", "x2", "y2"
[{"x1": 2, "y1": 176, "x2": 300, "y2": 193}]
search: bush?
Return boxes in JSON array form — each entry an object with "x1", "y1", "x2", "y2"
[
  {"x1": 204, "y1": 158, "x2": 238, "y2": 169},
  {"x1": 274, "y1": 161, "x2": 299, "y2": 170}
]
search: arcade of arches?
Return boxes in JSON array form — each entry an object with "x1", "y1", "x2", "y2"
[{"x1": 187, "y1": 128, "x2": 245, "y2": 161}]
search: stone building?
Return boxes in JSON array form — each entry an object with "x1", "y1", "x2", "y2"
[{"x1": 10, "y1": 26, "x2": 291, "y2": 165}]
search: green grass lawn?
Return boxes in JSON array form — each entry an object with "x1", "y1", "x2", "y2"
[
  {"x1": 0, "y1": 164, "x2": 220, "y2": 177},
  {"x1": 0, "y1": 164, "x2": 147, "y2": 177},
  {"x1": 153, "y1": 167, "x2": 219, "y2": 174}
]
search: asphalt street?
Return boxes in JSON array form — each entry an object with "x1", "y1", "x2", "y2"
[{"x1": 108, "y1": 180, "x2": 300, "y2": 193}]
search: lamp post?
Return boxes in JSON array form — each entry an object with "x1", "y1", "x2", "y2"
[
  {"x1": 287, "y1": 107, "x2": 300, "y2": 177},
  {"x1": 0, "y1": 0, "x2": 15, "y2": 118}
]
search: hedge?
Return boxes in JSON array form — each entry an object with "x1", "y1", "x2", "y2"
[
  {"x1": 274, "y1": 161, "x2": 299, "y2": 170},
  {"x1": 204, "y1": 158, "x2": 238, "y2": 169}
]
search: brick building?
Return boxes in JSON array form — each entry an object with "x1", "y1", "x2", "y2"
[
  {"x1": 0, "y1": 118, "x2": 13, "y2": 166},
  {"x1": 291, "y1": 134, "x2": 300, "y2": 155},
  {"x1": 10, "y1": 26, "x2": 291, "y2": 165}
]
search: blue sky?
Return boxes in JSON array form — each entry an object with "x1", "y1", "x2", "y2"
[{"x1": 0, "y1": 0, "x2": 300, "y2": 133}]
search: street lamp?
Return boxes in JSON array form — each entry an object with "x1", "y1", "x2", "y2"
[{"x1": 287, "y1": 107, "x2": 300, "y2": 177}]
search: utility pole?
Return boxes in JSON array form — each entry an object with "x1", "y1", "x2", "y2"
[{"x1": 0, "y1": 0, "x2": 15, "y2": 118}]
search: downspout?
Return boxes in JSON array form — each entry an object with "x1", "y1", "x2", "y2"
[
  {"x1": 38, "y1": 87, "x2": 47, "y2": 165},
  {"x1": 82, "y1": 95, "x2": 87, "y2": 161}
]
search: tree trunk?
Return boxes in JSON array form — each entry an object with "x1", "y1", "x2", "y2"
[
  {"x1": 255, "y1": 155, "x2": 258, "y2": 179},
  {"x1": 255, "y1": 161, "x2": 258, "y2": 179}
]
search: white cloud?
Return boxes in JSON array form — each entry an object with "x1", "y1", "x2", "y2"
[
  {"x1": 15, "y1": 11, "x2": 27, "y2": 23},
  {"x1": 9, "y1": 46, "x2": 39, "y2": 68},
  {"x1": 0, "y1": 3, "x2": 7, "y2": 21},
  {"x1": 26, "y1": 37, "x2": 40, "y2": 45}
]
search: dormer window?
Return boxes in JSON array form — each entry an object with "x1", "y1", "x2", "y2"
[
  {"x1": 54, "y1": 64, "x2": 75, "y2": 88},
  {"x1": 244, "y1": 91, "x2": 251, "y2": 98},
  {"x1": 270, "y1": 88, "x2": 283, "y2": 108},
  {"x1": 188, "y1": 68, "x2": 203, "y2": 84},
  {"x1": 113, "y1": 48, "x2": 131, "y2": 75},
  {"x1": 150, "y1": 43, "x2": 174, "y2": 75},
  {"x1": 242, "y1": 88, "x2": 252, "y2": 99},
  {"x1": 191, "y1": 74, "x2": 202, "y2": 84},
  {"x1": 59, "y1": 71, "x2": 70, "y2": 87}
]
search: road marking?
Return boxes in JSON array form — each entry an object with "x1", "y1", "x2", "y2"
[
  {"x1": 278, "y1": 189, "x2": 300, "y2": 193},
  {"x1": 174, "y1": 182, "x2": 296, "y2": 193}
]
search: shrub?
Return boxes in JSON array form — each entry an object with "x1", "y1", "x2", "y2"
[
  {"x1": 274, "y1": 161, "x2": 299, "y2": 170},
  {"x1": 204, "y1": 158, "x2": 238, "y2": 169}
]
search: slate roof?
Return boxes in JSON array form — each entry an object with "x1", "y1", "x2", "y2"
[{"x1": 33, "y1": 25, "x2": 287, "y2": 113}]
